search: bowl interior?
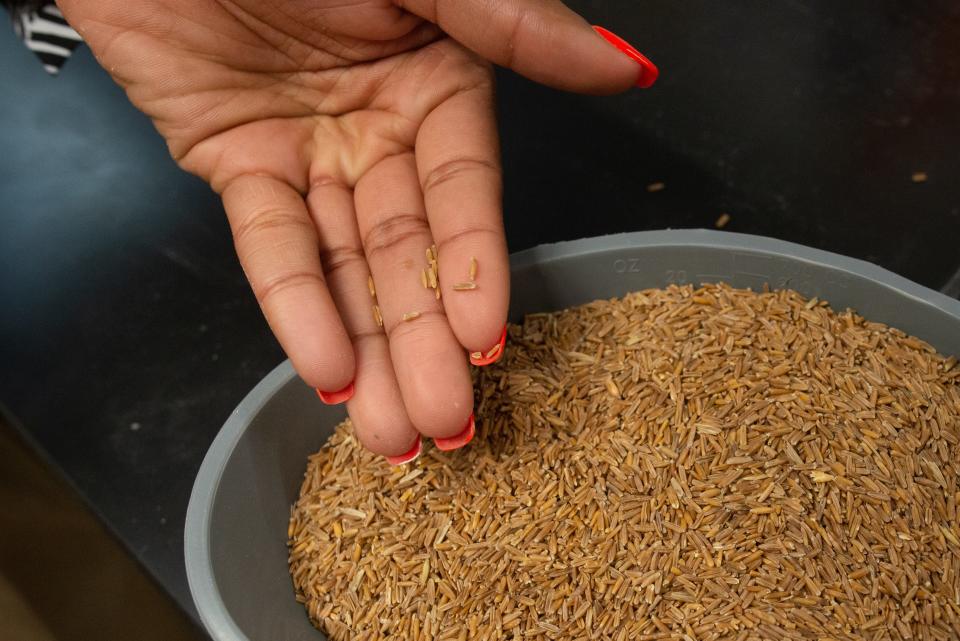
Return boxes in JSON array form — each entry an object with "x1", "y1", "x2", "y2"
[
  {"x1": 188, "y1": 231, "x2": 960, "y2": 641},
  {"x1": 202, "y1": 375, "x2": 336, "y2": 640}
]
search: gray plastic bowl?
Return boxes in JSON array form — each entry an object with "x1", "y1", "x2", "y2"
[{"x1": 185, "y1": 230, "x2": 960, "y2": 641}]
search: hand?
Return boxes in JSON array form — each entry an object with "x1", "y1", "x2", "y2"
[{"x1": 58, "y1": 0, "x2": 653, "y2": 460}]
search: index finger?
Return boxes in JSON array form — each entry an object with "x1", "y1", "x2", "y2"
[{"x1": 416, "y1": 75, "x2": 509, "y2": 365}]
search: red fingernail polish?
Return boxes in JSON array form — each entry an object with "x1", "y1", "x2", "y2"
[
  {"x1": 316, "y1": 382, "x2": 354, "y2": 405},
  {"x1": 469, "y1": 325, "x2": 507, "y2": 367},
  {"x1": 593, "y1": 25, "x2": 659, "y2": 88},
  {"x1": 434, "y1": 414, "x2": 475, "y2": 452},
  {"x1": 385, "y1": 435, "x2": 422, "y2": 465}
]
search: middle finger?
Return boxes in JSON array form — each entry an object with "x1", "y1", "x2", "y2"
[{"x1": 354, "y1": 153, "x2": 474, "y2": 441}]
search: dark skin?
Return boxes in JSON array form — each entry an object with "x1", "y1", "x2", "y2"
[{"x1": 57, "y1": 0, "x2": 645, "y2": 459}]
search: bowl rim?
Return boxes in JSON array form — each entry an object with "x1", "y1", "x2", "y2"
[
  {"x1": 186, "y1": 357, "x2": 297, "y2": 641},
  {"x1": 185, "y1": 229, "x2": 960, "y2": 641}
]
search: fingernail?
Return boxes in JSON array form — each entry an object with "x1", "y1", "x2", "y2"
[
  {"x1": 315, "y1": 382, "x2": 354, "y2": 405},
  {"x1": 433, "y1": 414, "x2": 475, "y2": 452},
  {"x1": 385, "y1": 435, "x2": 422, "y2": 465},
  {"x1": 593, "y1": 25, "x2": 659, "y2": 88},
  {"x1": 469, "y1": 325, "x2": 507, "y2": 366}
]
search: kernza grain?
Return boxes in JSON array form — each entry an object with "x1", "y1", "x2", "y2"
[{"x1": 289, "y1": 283, "x2": 960, "y2": 641}]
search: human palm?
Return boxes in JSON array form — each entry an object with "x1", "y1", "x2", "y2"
[{"x1": 59, "y1": 0, "x2": 651, "y2": 459}]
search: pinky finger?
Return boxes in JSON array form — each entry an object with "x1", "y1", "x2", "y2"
[{"x1": 222, "y1": 174, "x2": 355, "y2": 395}]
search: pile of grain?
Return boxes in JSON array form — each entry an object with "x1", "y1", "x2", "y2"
[{"x1": 288, "y1": 284, "x2": 960, "y2": 641}]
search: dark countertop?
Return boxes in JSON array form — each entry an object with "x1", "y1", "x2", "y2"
[{"x1": 2, "y1": 0, "x2": 959, "y2": 623}]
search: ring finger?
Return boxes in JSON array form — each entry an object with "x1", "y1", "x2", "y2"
[{"x1": 307, "y1": 178, "x2": 420, "y2": 460}]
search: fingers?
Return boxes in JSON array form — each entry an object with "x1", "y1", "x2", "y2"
[
  {"x1": 416, "y1": 82, "x2": 509, "y2": 365},
  {"x1": 354, "y1": 154, "x2": 474, "y2": 439},
  {"x1": 396, "y1": 0, "x2": 652, "y2": 94},
  {"x1": 305, "y1": 179, "x2": 420, "y2": 458},
  {"x1": 222, "y1": 175, "x2": 354, "y2": 393}
]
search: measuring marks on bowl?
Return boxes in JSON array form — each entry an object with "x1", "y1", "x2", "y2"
[{"x1": 612, "y1": 249, "x2": 845, "y2": 300}]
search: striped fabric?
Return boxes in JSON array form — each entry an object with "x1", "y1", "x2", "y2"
[{"x1": 9, "y1": 3, "x2": 82, "y2": 75}]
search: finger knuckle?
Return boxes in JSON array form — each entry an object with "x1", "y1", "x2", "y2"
[
  {"x1": 435, "y1": 226, "x2": 501, "y2": 254},
  {"x1": 252, "y1": 270, "x2": 326, "y2": 306},
  {"x1": 319, "y1": 244, "x2": 366, "y2": 276},
  {"x1": 500, "y1": 5, "x2": 532, "y2": 70},
  {"x1": 386, "y1": 310, "x2": 447, "y2": 344},
  {"x1": 421, "y1": 156, "x2": 500, "y2": 194},
  {"x1": 232, "y1": 207, "x2": 314, "y2": 249},
  {"x1": 362, "y1": 213, "x2": 429, "y2": 259},
  {"x1": 350, "y1": 329, "x2": 384, "y2": 344}
]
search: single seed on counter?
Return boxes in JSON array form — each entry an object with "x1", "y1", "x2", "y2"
[
  {"x1": 367, "y1": 275, "x2": 376, "y2": 298},
  {"x1": 453, "y1": 282, "x2": 477, "y2": 291},
  {"x1": 402, "y1": 311, "x2": 420, "y2": 322},
  {"x1": 715, "y1": 212, "x2": 731, "y2": 229},
  {"x1": 646, "y1": 181, "x2": 665, "y2": 192},
  {"x1": 470, "y1": 256, "x2": 478, "y2": 281}
]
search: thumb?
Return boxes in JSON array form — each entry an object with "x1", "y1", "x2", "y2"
[{"x1": 397, "y1": 0, "x2": 657, "y2": 95}]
